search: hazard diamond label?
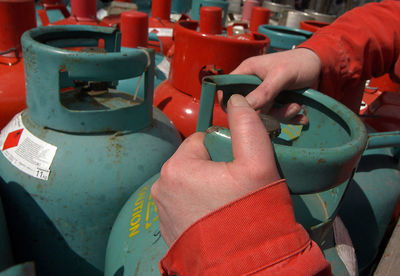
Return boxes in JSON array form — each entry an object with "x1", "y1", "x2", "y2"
[
  {"x1": 2, "y1": 129, "x2": 24, "y2": 151},
  {"x1": 0, "y1": 113, "x2": 57, "y2": 180}
]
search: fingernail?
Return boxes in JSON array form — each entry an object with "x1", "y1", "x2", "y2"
[
  {"x1": 230, "y1": 94, "x2": 250, "y2": 107},
  {"x1": 245, "y1": 95, "x2": 257, "y2": 107},
  {"x1": 288, "y1": 105, "x2": 300, "y2": 116}
]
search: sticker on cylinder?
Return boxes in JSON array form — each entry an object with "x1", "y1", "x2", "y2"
[
  {"x1": 149, "y1": 27, "x2": 173, "y2": 37},
  {"x1": 0, "y1": 113, "x2": 57, "y2": 180}
]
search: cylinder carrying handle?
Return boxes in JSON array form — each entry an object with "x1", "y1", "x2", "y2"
[{"x1": 21, "y1": 25, "x2": 155, "y2": 133}]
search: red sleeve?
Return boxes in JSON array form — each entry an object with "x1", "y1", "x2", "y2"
[
  {"x1": 159, "y1": 179, "x2": 331, "y2": 275},
  {"x1": 298, "y1": 0, "x2": 400, "y2": 112}
]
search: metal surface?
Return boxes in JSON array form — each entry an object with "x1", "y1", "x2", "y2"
[
  {"x1": 304, "y1": 9, "x2": 337, "y2": 23},
  {"x1": 23, "y1": 26, "x2": 153, "y2": 133},
  {"x1": 197, "y1": 74, "x2": 368, "y2": 193},
  {"x1": 281, "y1": 10, "x2": 315, "y2": 28},
  {"x1": 258, "y1": 24, "x2": 312, "y2": 52},
  {"x1": 45, "y1": 0, "x2": 111, "y2": 26},
  {"x1": 117, "y1": 11, "x2": 168, "y2": 99},
  {"x1": 148, "y1": 0, "x2": 175, "y2": 56},
  {"x1": 0, "y1": 195, "x2": 13, "y2": 272},
  {"x1": 171, "y1": 0, "x2": 192, "y2": 14},
  {"x1": 362, "y1": 92, "x2": 400, "y2": 133},
  {"x1": 105, "y1": 174, "x2": 166, "y2": 276},
  {"x1": 339, "y1": 127, "x2": 400, "y2": 273},
  {"x1": 249, "y1": 7, "x2": 271, "y2": 32},
  {"x1": 36, "y1": 1, "x2": 70, "y2": 27},
  {"x1": 0, "y1": 262, "x2": 35, "y2": 276},
  {"x1": 154, "y1": 14, "x2": 269, "y2": 137},
  {"x1": 262, "y1": 1, "x2": 292, "y2": 24},
  {"x1": 0, "y1": 26, "x2": 181, "y2": 275},
  {"x1": 0, "y1": 0, "x2": 36, "y2": 129},
  {"x1": 0, "y1": 1, "x2": 36, "y2": 58},
  {"x1": 191, "y1": 0, "x2": 229, "y2": 22},
  {"x1": 242, "y1": 0, "x2": 260, "y2": 22},
  {"x1": 105, "y1": 74, "x2": 368, "y2": 276},
  {"x1": 0, "y1": 59, "x2": 26, "y2": 130}
]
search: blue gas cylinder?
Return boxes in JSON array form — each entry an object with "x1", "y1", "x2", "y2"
[
  {"x1": 339, "y1": 130, "x2": 400, "y2": 273},
  {"x1": 0, "y1": 195, "x2": 13, "y2": 272},
  {"x1": 0, "y1": 25, "x2": 181, "y2": 276},
  {"x1": 104, "y1": 75, "x2": 368, "y2": 275},
  {"x1": 258, "y1": 24, "x2": 312, "y2": 52}
]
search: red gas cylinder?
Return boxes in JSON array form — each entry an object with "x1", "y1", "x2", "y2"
[
  {"x1": 249, "y1": 6, "x2": 270, "y2": 32},
  {"x1": 121, "y1": 11, "x2": 148, "y2": 48},
  {"x1": 300, "y1": 20, "x2": 329, "y2": 33},
  {"x1": 0, "y1": 0, "x2": 36, "y2": 129},
  {"x1": 242, "y1": 0, "x2": 261, "y2": 22},
  {"x1": 154, "y1": 6, "x2": 270, "y2": 137},
  {"x1": 148, "y1": 0, "x2": 175, "y2": 55},
  {"x1": 37, "y1": 0, "x2": 70, "y2": 26},
  {"x1": 360, "y1": 74, "x2": 400, "y2": 131},
  {"x1": 48, "y1": 0, "x2": 111, "y2": 26}
]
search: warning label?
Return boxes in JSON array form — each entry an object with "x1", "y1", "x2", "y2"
[
  {"x1": 0, "y1": 113, "x2": 57, "y2": 180},
  {"x1": 148, "y1": 27, "x2": 173, "y2": 37}
]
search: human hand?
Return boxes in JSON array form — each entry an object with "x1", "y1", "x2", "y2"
[
  {"x1": 151, "y1": 94, "x2": 281, "y2": 246},
  {"x1": 230, "y1": 48, "x2": 321, "y2": 124}
]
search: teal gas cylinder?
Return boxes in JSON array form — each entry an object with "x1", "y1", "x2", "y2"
[
  {"x1": 258, "y1": 24, "x2": 312, "y2": 53},
  {"x1": 0, "y1": 262, "x2": 35, "y2": 276},
  {"x1": 172, "y1": 0, "x2": 192, "y2": 14},
  {"x1": 116, "y1": 34, "x2": 169, "y2": 100},
  {"x1": 1, "y1": 190, "x2": 35, "y2": 276},
  {"x1": 0, "y1": 25, "x2": 181, "y2": 276},
  {"x1": 0, "y1": 195, "x2": 13, "y2": 272},
  {"x1": 191, "y1": 0, "x2": 229, "y2": 22},
  {"x1": 339, "y1": 130, "x2": 400, "y2": 273},
  {"x1": 104, "y1": 74, "x2": 368, "y2": 275}
]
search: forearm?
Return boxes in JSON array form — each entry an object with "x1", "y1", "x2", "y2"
[
  {"x1": 159, "y1": 179, "x2": 331, "y2": 275},
  {"x1": 299, "y1": 0, "x2": 400, "y2": 110}
]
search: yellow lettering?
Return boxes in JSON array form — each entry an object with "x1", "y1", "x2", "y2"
[
  {"x1": 128, "y1": 185, "x2": 150, "y2": 238},
  {"x1": 129, "y1": 223, "x2": 140, "y2": 237},
  {"x1": 130, "y1": 214, "x2": 141, "y2": 226},
  {"x1": 131, "y1": 200, "x2": 144, "y2": 213}
]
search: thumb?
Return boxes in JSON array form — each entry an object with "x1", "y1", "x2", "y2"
[{"x1": 227, "y1": 95, "x2": 280, "y2": 183}]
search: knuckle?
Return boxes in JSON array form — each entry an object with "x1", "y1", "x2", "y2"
[
  {"x1": 150, "y1": 183, "x2": 159, "y2": 201},
  {"x1": 249, "y1": 167, "x2": 271, "y2": 183},
  {"x1": 159, "y1": 159, "x2": 175, "y2": 181}
]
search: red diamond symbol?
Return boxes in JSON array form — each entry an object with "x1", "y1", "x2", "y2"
[{"x1": 2, "y1": 129, "x2": 24, "y2": 151}]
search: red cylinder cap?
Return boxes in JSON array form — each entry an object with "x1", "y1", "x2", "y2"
[
  {"x1": 242, "y1": 0, "x2": 261, "y2": 22},
  {"x1": 0, "y1": 0, "x2": 36, "y2": 57},
  {"x1": 199, "y1": 6, "x2": 222, "y2": 35},
  {"x1": 121, "y1": 11, "x2": 148, "y2": 48},
  {"x1": 250, "y1": 7, "x2": 270, "y2": 32},
  {"x1": 71, "y1": 0, "x2": 97, "y2": 21},
  {"x1": 151, "y1": 0, "x2": 171, "y2": 21}
]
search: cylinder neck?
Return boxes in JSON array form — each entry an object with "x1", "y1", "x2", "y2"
[
  {"x1": 250, "y1": 7, "x2": 270, "y2": 32},
  {"x1": 151, "y1": 0, "x2": 171, "y2": 21},
  {"x1": 199, "y1": 6, "x2": 222, "y2": 35},
  {"x1": 71, "y1": 0, "x2": 97, "y2": 21},
  {"x1": 121, "y1": 11, "x2": 148, "y2": 48}
]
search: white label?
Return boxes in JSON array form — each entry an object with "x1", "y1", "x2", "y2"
[
  {"x1": 148, "y1": 27, "x2": 173, "y2": 37},
  {"x1": 0, "y1": 113, "x2": 57, "y2": 180},
  {"x1": 157, "y1": 57, "x2": 171, "y2": 78}
]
